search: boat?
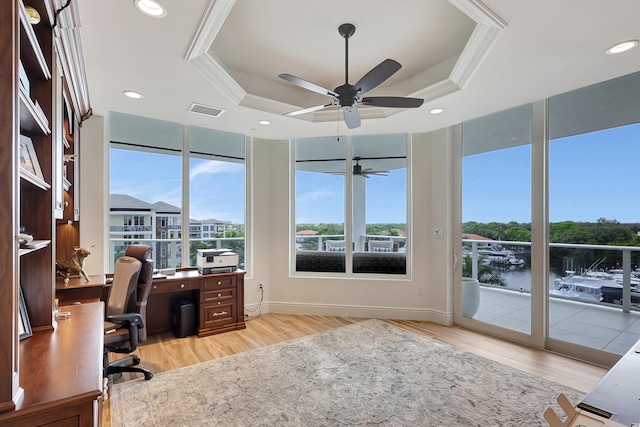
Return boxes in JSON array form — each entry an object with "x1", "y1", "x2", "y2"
[
  {"x1": 551, "y1": 270, "x2": 622, "y2": 303},
  {"x1": 607, "y1": 268, "x2": 640, "y2": 287},
  {"x1": 477, "y1": 245, "x2": 525, "y2": 266}
]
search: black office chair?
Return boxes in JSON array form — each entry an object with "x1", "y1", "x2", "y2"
[{"x1": 103, "y1": 245, "x2": 154, "y2": 380}]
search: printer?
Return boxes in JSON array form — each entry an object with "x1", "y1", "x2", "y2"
[{"x1": 196, "y1": 249, "x2": 239, "y2": 274}]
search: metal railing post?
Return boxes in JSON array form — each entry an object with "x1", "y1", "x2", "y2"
[
  {"x1": 623, "y1": 249, "x2": 631, "y2": 313},
  {"x1": 471, "y1": 242, "x2": 478, "y2": 280}
]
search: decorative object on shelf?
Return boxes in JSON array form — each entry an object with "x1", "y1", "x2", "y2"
[
  {"x1": 16, "y1": 232, "x2": 34, "y2": 248},
  {"x1": 18, "y1": 286, "x2": 32, "y2": 340},
  {"x1": 24, "y1": 5, "x2": 41, "y2": 24},
  {"x1": 19, "y1": 135, "x2": 44, "y2": 181},
  {"x1": 56, "y1": 246, "x2": 93, "y2": 284}
]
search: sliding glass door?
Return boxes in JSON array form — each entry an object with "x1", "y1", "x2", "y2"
[
  {"x1": 457, "y1": 71, "x2": 640, "y2": 365},
  {"x1": 459, "y1": 104, "x2": 533, "y2": 339}
]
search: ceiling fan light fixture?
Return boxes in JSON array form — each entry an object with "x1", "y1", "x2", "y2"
[
  {"x1": 134, "y1": 0, "x2": 167, "y2": 18},
  {"x1": 430, "y1": 108, "x2": 444, "y2": 115},
  {"x1": 606, "y1": 40, "x2": 638, "y2": 55}
]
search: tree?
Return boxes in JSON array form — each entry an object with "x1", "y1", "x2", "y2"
[{"x1": 462, "y1": 255, "x2": 506, "y2": 286}]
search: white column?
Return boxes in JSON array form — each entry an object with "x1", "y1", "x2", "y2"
[{"x1": 352, "y1": 175, "x2": 367, "y2": 251}]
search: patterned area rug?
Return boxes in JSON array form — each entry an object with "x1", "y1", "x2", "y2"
[{"x1": 111, "y1": 320, "x2": 581, "y2": 426}]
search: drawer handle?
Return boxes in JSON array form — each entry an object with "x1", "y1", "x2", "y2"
[
  {"x1": 153, "y1": 285, "x2": 157, "y2": 289},
  {"x1": 212, "y1": 311, "x2": 228, "y2": 316},
  {"x1": 180, "y1": 283, "x2": 185, "y2": 289},
  {"x1": 218, "y1": 293, "x2": 221, "y2": 297},
  {"x1": 217, "y1": 281, "x2": 222, "y2": 285}
]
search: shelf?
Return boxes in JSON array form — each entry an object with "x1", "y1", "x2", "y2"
[
  {"x1": 19, "y1": 166, "x2": 51, "y2": 191},
  {"x1": 18, "y1": 0, "x2": 51, "y2": 81},
  {"x1": 18, "y1": 240, "x2": 51, "y2": 256},
  {"x1": 19, "y1": 85, "x2": 51, "y2": 136}
]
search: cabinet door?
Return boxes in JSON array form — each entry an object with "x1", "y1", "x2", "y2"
[{"x1": 200, "y1": 301, "x2": 236, "y2": 330}]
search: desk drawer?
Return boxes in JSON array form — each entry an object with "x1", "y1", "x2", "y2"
[
  {"x1": 200, "y1": 301, "x2": 235, "y2": 329},
  {"x1": 201, "y1": 287, "x2": 235, "y2": 303},
  {"x1": 201, "y1": 275, "x2": 236, "y2": 290},
  {"x1": 151, "y1": 279, "x2": 194, "y2": 294}
]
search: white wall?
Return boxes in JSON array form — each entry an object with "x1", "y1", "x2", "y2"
[
  {"x1": 79, "y1": 115, "x2": 108, "y2": 276},
  {"x1": 255, "y1": 130, "x2": 455, "y2": 324},
  {"x1": 79, "y1": 121, "x2": 457, "y2": 325}
]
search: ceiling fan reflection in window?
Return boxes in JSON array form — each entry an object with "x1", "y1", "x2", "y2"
[
  {"x1": 332, "y1": 157, "x2": 390, "y2": 178},
  {"x1": 278, "y1": 23, "x2": 424, "y2": 129}
]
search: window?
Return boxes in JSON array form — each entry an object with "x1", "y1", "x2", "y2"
[
  {"x1": 109, "y1": 112, "x2": 246, "y2": 271},
  {"x1": 548, "y1": 71, "x2": 640, "y2": 352},
  {"x1": 352, "y1": 135, "x2": 407, "y2": 274},
  {"x1": 294, "y1": 134, "x2": 408, "y2": 275},
  {"x1": 189, "y1": 126, "x2": 245, "y2": 268},
  {"x1": 295, "y1": 136, "x2": 346, "y2": 272},
  {"x1": 461, "y1": 104, "x2": 532, "y2": 332}
]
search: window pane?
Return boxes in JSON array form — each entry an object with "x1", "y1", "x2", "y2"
[
  {"x1": 548, "y1": 71, "x2": 640, "y2": 355},
  {"x1": 189, "y1": 127, "x2": 245, "y2": 269},
  {"x1": 352, "y1": 134, "x2": 407, "y2": 275},
  {"x1": 462, "y1": 104, "x2": 532, "y2": 332},
  {"x1": 109, "y1": 113, "x2": 182, "y2": 270},
  {"x1": 295, "y1": 136, "x2": 346, "y2": 273}
]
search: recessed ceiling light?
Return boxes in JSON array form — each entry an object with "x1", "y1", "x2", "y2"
[
  {"x1": 134, "y1": 0, "x2": 167, "y2": 18},
  {"x1": 259, "y1": 120, "x2": 270, "y2": 125},
  {"x1": 430, "y1": 108, "x2": 443, "y2": 115},
  {"x1": 606, "y1": 40, "x2": 638, "y2": 55},
  {"x1": 123, "y1": 90, "x2": 143, "y2": 99},
  {"x1": 24, "y1": 6, "x2": 41, "y2": 24}
]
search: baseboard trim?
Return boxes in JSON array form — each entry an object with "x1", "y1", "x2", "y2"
[{"x1": 253, "y1": 301, "x2": 452, "y2": 325}]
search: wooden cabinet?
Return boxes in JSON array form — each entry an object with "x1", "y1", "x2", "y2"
[
  {"x1": 144, "y1": 270, "x2": 246, "y2": 337},
  {"x1": 0, "y1": 0, "x2": 93, "y2": 424},
  {"x1": 198, "y1": 272, "x2": 245, "y2": 337}
]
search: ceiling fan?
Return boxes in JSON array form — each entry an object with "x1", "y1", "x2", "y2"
[
  {"x1": 278, "y1": 23, "x2": 424, "y2": 129},
  {"x1": 328, "y1": 157, "x2": 390, "y2": 179}
]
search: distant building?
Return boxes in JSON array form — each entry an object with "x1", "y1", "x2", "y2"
[{"x1": 110, "y1": 194, "x2": 225, "y2": 269}]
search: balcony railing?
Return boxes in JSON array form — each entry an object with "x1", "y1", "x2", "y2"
[
  {"x1": 109, "y1": 237, "x2": 245, "y2": 272},
  {"x1": 463, "y1": 239, "x2": 640, "y2": 313},
  {"x1": 295, "y1": 234, "x2": 406, "y2": 252},
  {"x1": 110, "y1": 225, "x2": 153, "y2": 232}
]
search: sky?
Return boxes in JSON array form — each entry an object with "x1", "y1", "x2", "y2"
[
  {"x1": 463, "y1": 122, "x2": 640, "y2": 224},
  {"x1": 110, "y1": 149, "x2": 246, "y2": 224},
  {"x1": 111, "y1": 121, "x2": 640, "y2": 227},
  {"x1": 295, "y1": 168, "x2": 407, "y2": 224}
]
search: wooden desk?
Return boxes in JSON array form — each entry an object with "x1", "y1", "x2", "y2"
[
  {"x1": 0, "y1": 303, "x2": 104, "y2": 426},
  {"x1": 577, "y1": 340, "x2": 640, "y2": 426},
  {"x1": 56, "y1": 274, "x2": 109, "y2": 305},
  {"x1": 146, "y1": 269, "x2": 246, "y2": 337}
]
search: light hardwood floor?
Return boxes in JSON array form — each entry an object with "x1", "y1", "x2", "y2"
[{"x1": 103, "y1": 313, "x2": 608, "y2": 426}]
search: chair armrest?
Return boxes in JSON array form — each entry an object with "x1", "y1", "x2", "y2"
[{"x1": 107, "y1": 312, "x2": 144, "y2": 328}]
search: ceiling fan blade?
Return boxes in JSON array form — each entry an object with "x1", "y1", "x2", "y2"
[
  {"x1": 283, "y1": 103, "x2": 333, "y2": 117},
  {"x1": 353, "y1": 59, "x2": 402, "y2": 95},
  {"x1": 361, "y1": 96, "x2": 424, "y2": 108},
  {"x1": 279, "y1": 74, "x2": 339, "y2": 98},
  {"x1": 343, "y1": 107, "x2": 361, "y2": 129}
]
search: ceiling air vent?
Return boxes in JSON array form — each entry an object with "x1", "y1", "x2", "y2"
[{"x1": 188, "y1": 102, "x2": 225, "y2": 118}]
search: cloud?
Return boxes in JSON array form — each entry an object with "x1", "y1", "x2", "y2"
[{"x1": 190, "y1": 160, "x2": 244, "y2": 180}]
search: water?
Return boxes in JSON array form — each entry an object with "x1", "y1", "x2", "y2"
[{"x1": 488, "y1": 266, "x2": 560, "y2": 293}]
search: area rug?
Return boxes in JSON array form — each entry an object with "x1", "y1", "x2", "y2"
[{"x1": 110, "y1": 320, "x2": 581, "y2": 426}]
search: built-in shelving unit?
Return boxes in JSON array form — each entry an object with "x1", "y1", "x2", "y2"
[{"x1": 0, "y1": 0, "x2": 96, "y2": 424}]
